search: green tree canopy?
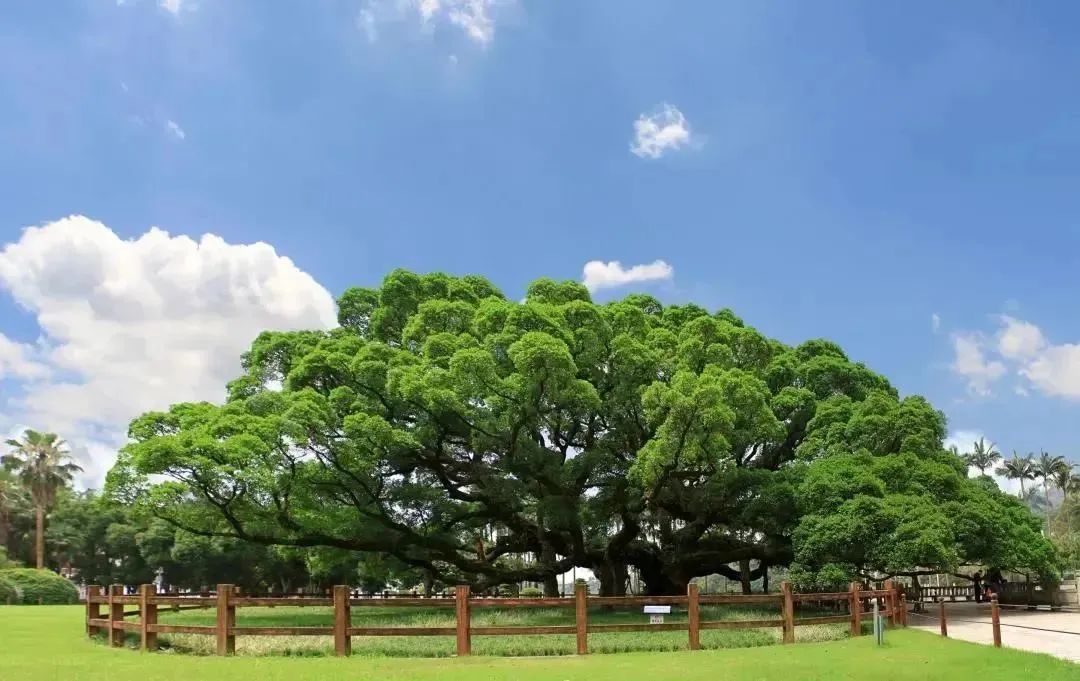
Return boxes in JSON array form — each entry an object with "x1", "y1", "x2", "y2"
[{"x1": 108, "y1": 270, "x2": 1058, "y2": 594}]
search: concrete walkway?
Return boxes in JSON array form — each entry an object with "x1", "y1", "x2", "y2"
[{"x1": 908, "y1": 601, "x2": 1080, "y2": 663}]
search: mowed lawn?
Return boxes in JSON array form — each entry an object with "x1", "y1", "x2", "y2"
[
  {"x1": 151, "y1": 602, "x2": 845, "y2": 656},
  {"x1": 2, "y1": 606, "x2": 1077, "y2": 681}
]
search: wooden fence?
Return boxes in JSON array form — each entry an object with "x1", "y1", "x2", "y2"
[
  {"x1": 85, "y1": 580, "x2": 905, "y2": 656},
  {"x1": 918, "y1": 580, "x2": 1077, "y2": 608}
]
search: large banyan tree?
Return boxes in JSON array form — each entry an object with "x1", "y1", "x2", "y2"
[{"x1": 108, "y1": 270, "x2": 1057, "y2": 595}]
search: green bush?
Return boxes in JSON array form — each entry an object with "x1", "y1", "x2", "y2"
[
  {"x1": 0, "y1": 573, "x2": 20, "y2": 604},
  {"x1": 520, "y1": 587, "x2": 542, "y2": 597},
  {"x1": 0, "y1": 568, "x2": 79, "y2": 604}
]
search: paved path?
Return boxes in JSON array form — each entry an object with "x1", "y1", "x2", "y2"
[{"x1": 908, "y1": 601, "x2": 1080, "y2": 663}]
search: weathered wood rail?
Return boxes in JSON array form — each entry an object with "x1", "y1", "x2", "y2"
[{"x1": 85, "y1": 580, "x2": 905, "y2": 656}]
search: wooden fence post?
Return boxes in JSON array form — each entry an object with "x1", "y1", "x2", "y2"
[
  {"x1": 780, "y1": 580, "x2": 795, "y2": 644},
  {"x1": 575, "y1": 581, "x2": 588, "y2": 655},
  {"x1": 687, "y1": 582, "x2": 700, "y2": 650},
  {"x1": 108, "y1": 584, "x2": 124, "y2": 647},
  {"x1": 455, "y1": 585, "x2": 471, "y2": 656},
  {"x1": 86, "y1": 585, "x2": 102, "y2": 638},
  {"x1": 850, "y1": 582, "x2": 862, "y2": 636},
  {"x1": 139, "y1": 584, "x2": 158, "y2": 651},
  {"x1": 899, "y1": 593, "x2": 907, "y2": 626},
  {"x1": 216, "y1": 584, "x2": 235, "y2": 656},
  {"x1": 883, "y1": 579, "x2": 896, "y2": 627},
  {"x1": 990, "y1": 595, "x2": 1001, "y2": 648},
  {"x1": 938, "y1": 599, "x2": 947, "y2": 637},
  {"x1": 333, "y1": 585, "x2": 351, "y2": 657}
]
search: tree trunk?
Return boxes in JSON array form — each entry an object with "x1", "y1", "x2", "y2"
[
  {"x1": 739, "y1": 559, "x2": 752, "y2": 594},
  {"x1": 594, "y1": 561, "x2": 629, "y2": 598},
  {"x1": 760, "y1": 561, "x2": 769, "y2": 593},
  {"x1": 423, "y1": 571, "x2": 434, "y2": 597},
  {"x1": 639, "y1": 565, "x2": 688, "y2": 596},
  {"x1": 35, "y1": 504, "x2": 45, "y2": 570},
  {"x1": 1045, "y1": 480, "x2": 1052, "y2": 535},
  {"x1": 543, "y1": 574, "x2": 560, "y2": 597}
]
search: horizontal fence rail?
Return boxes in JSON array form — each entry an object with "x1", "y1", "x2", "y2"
[{"x1": 85, "y1": 579, "x2": 906, "y2": 656}]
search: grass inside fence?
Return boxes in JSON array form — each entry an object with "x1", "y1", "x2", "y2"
[
  {"x1": 8, "y1": 607, "x2": 1080, "y2": 681},
  {"x1": 130, "y1": 604, "x2": 850, "y2": 656}
]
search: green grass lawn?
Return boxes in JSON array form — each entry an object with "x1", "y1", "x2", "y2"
[
  {"x1": 3, "y1": 606, "x2": 1077, "y2": 681},
  {"x1": 151, "y1": 602, "x2": 838, "y2": 656}
]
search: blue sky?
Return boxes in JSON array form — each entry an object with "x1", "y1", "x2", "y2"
[{"x1": 2, "y1": 0, "x2": 1080, "y2": 483}]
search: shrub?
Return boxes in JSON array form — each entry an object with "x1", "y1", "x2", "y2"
[
  {"x1": 0, "y1": 568, "x2": 79, "y2": 604},
  {"x1": 520, "y1": 587, "x2": 542, "y2": 598},
  {"x1": 0, "y1": 546, "x2": 17, "y2": 568},
  {"x1": 0, "y1": 573, "x2": 20, "y2": 604}
]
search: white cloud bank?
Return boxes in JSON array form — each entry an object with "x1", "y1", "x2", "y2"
[
  {"x1": 950, "y1": 314, "x2": 1080, "y2": 400},
  {"x1": 0, "y1": 216, "x2": 336, "y2": 486},
  {"x1": 582, "y1": 260, "x2": 673, "y2": 293},
  {"x1": 631, "y1": 104, "x2": 693, "y2": 159}
]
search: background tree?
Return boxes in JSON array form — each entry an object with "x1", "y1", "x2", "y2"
[
  {"x1": 996, "y1": 452, "x2": 1036, "y2": 497},
  {"x1": 0, "y1": 471, "x2": 21, "y2": 553},
  {"x1": 1051, "y1": 464, "x2": 1076, "y2": 535},
  {"x1": 2, "y1": 431, "x2": 82, "y2": 569},
  {"x1": 108, "y1": 270, "x2": 1059, "y2": 594},
  {"x1": 964, "y1": 438, "x2": 1001, "y2": 476},
  {"x1": 1035, "y1": 452, "x2": 1068, "y2": 534}
]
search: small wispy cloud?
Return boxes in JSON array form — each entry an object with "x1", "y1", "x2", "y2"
[
  {"x1": 931, "y1": 313, "x2": 941, "y2": 333},
  {"x1": 159, "y1": 0, "x2": 185, "y2": 15},
  {"x1": 582, "y1": 260, "x2": 674, "y2": 293},
  {"x1": 359, "y1": 0, "x2": 508, "y2": 47},
  {"x1": 165, "y1": 119, "x2": 186, "y2": 140},
  {"x1": 631, "y1": 104, "x2": 693, "y2": 159},
  {"x1": 358, "y1": 8, "x2": 378, "y2": 42}
]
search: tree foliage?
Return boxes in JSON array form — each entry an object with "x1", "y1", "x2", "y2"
[{"x1": 109, "y1": 270, "x2": 1058, "y2": 594}]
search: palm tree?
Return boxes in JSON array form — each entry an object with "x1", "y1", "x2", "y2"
[
  {"x1": 2, "y1": 430, "x2": 82, "y2": 569},
  {"x1": 1021, "y1": 487, "x2": 1049, "y2": 517},
  {"x1": 964, "y1": 437, "x2": 1002, "y2": 476},
  {"x1": 1034, "y1": 451, "x2": 1069, "y2": 535},
  {"x1": 995, "y1": 451, "x2": 1036, "y2": 497}
]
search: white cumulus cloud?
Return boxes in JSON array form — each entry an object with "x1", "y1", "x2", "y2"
[
  {"x1": 948, "y1": 314, "x2": 1080, "y2": 400},
  {"x1": 950, "y1": 333, "x2": 1005, "y2": 396},
  {"x1": 582, "y1": 260, "x2": 674, "y2": 293},
  {"x1": 0, "y1": 334, "x2": 48, "y2": 380},
  {"x1": 996, "y1": 315, "x2": 1045, "y2": 359},
  {"x1": 631, "y1": 104, "x2": 692, "y2": 159},
  {"x1": 0, "y1": 216, "x2": 336, "y2": 486}
]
